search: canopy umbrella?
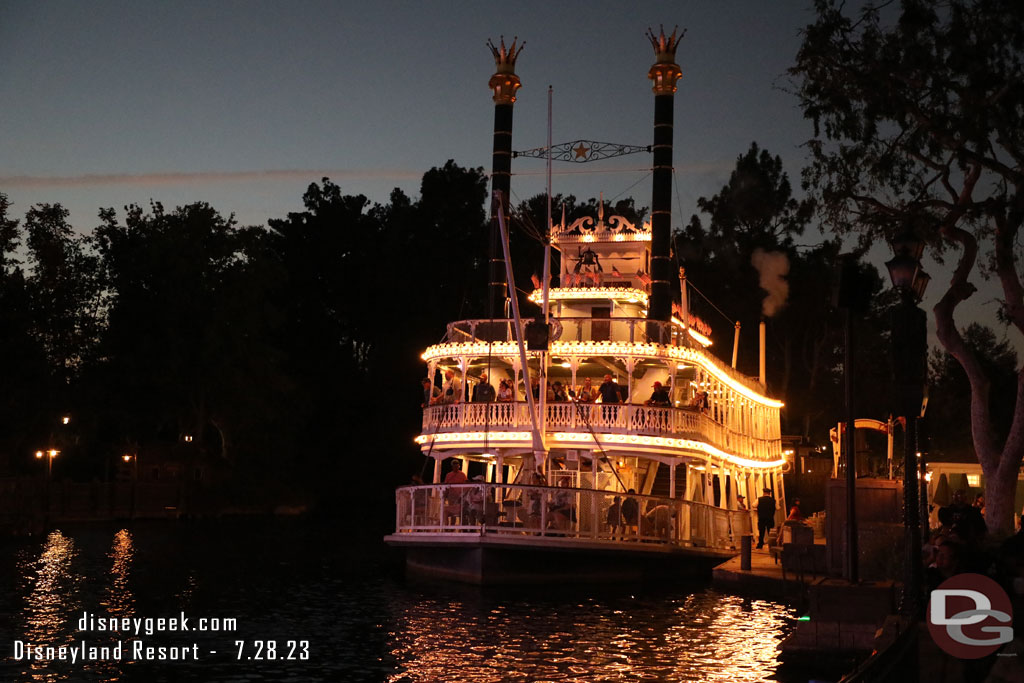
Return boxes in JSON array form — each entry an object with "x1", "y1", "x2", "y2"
[{"x1": 932, "y1": 473, "x2": 951, "y2": 507}]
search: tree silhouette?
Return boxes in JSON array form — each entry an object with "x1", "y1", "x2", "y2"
[{"x1": 791, "y1": 0, "x2": 1024, "y2": 531}]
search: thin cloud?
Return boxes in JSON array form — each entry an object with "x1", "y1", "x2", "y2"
[{"x1": 0, "y1": 168, "x2": 424, "y2": 188}]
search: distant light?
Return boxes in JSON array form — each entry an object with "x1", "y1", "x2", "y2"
[
  {"x1": 967, "y1": 474, "x2": 980, "y2": 487},
  {"x1": 561, "y1": 362, "x2": 571, "y2": 369},
  {"x1": 122, "y1": 454, "x2": 133, "y2": 463},
  {"x1": 797, "y1": 616, "x2": 811, "y2": 622},
  {"x1": 48, "y1": 449, "x2": 59, "y2": 458},
  {"x1": 35, "y1": 451, "x2": 44, "y2": 459},
  {"x1": 184, "y1": 435, "x2": 193, "y2": 443},
  {"x1": 62, "y1": 416, "x2": 70, "y2": 425}
]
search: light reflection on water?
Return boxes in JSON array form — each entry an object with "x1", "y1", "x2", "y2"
[
  {"x1": 15, "y1": 531, "x2": 84, "y2": 683},
  {"x1": 386, "y1": 591, "x2": 796, "y2": 682},
  {"x1": 0, "y1": 522, "x2": 813, "y2": 682}
]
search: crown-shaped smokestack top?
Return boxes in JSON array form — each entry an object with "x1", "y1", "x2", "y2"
[
  {"x1": 646, "y1": 25, "x2": 684, "y2": 95},
  {"x1": 646, "y1": 25, "x2": 683, "y2": 63},
  {"x1": 488, "y1": 36, "x2": 524, "y2": 105},
  {"x1": 487, "y1": 36, "x2": 524, "y2": 74}
]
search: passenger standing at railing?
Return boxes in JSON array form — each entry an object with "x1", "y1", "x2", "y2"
[
  {"x1": 574, "y1": 377, "x2": 597, "y2": 403},
  {"x1": 598, "y1": 375, "x2": 621, "y2": 403},
  {"x1": 607, "y1": 496, "x2": 625, "y2": 539},
  {"x1": 421, "y1": 378, "x2": 441, "y2": 407},
  {"x1": 467, "y1": 475, "x2": 486, "y2": 524},
  {"x1": 645, "y1": 501, "x2": 672, "y2": 540},
  {"x1": 443, "y1": 459, "x2": 468, "y2": 524},
  {"x1": 645, "y1": 381, "x2": 671, "y2": 407},
  {"x1": 551, "y1": 381, "x2": 569, "y2": 402},
  {"x1": 497, "y1": 379, "x2": 513, "y2": 402},
  {"x1": 471, "y1": 373, "x2": 495, "y2": 402},
  {"x1": 621, "y1": 489, "x2": 639, "y2": 538},
  {"x1": 441, "y1": 369, "x2": 461, "y2": 404},
  {"x1": 688, "y1": 391, "x2": 709, "y2": 412}
]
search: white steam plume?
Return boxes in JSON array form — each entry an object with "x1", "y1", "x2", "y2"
[{"x1": 751, "y1": 248, "x2": 790, "y2": 317}]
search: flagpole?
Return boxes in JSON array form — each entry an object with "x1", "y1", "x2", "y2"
[{"x1": 539, "y1": 85, "x2": 553, "y2": 483}]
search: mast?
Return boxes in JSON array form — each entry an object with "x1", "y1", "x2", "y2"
[
  {"x1": 645, "y1": 27, "x2": 683, "y2": 330},
  {"x1": 487, "y1": 37, "x2": 523, "y2": 318}
]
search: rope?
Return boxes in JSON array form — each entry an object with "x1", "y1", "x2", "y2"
[
  {"x1": 687, "y1": 280, "x2": 738, "y2": 327},
  {"x1": 567, "y1": 394, "x2": 628, "y2": 493}
]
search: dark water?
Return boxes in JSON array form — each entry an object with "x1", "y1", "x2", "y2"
[{"x1": 0, "y1": 519, "x2": 839, "y2": 682}]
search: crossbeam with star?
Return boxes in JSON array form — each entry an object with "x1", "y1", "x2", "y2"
[{"x1": 513, "y1": 140, "x2": 651, "y2": 163}]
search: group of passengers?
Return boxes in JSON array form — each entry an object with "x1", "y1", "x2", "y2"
[
  {"x1": 437, "y1": 459, "x2": 677, "y2": 541},
  {"x1": 918, "y1": 488, "x2": 1024, "y2": 643},
  {"x1": 422, "y1": 371, "x2": 709, "y2": 411}
]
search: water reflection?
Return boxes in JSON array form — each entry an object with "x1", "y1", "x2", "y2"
[
  {"x1": 1, "y1": 522, "x2": 807, "y2": 682},
  {"x1": 104, "y1": 529, "x2": 135, "y2": 615},
  {"x1": 16, "y1": 530, "x2": 84, "y2": 683},
  {"x1": 386, "y1": 589, "x2": 797, "y2": 682}
]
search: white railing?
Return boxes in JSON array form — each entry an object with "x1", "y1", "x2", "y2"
[
  {"x1": 446, "y1": 317, "x2": 691, "y2": 347},
  {"x1": 394, "y1": 483, "x2": 750, "y2": 553},
  {"x1": 421, "y1": 403, "x2": 782, "y2": 463}
]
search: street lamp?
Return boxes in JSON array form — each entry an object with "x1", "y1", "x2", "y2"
[
  {"x1": 35, "y1": 448, "x2": 59, "y2": 529},
  {"x1": 886, "y1": 229, "x2": 930, "y2": 618},
  {"x1": 35, "y1": 448, "x2": 59, "y2": 477},
  {"x1": 122, "y1": 454, "x2": 138, "y2": 519}
]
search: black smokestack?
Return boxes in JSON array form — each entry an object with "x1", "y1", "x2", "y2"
[
  {"x1": 486, "y1": 37, "x2": 524, "y2": 318},
  {"x1": 645, "y1": 27, "x2": 684, "y2": 325}
]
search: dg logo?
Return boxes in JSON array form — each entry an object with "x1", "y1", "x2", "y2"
[{"x1": 927, "y1": 574, "x2": 1014, "y2": 659}]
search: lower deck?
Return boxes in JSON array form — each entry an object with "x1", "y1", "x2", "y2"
[
  {"x1": 387, "y1": 481, "x2": 755, "y2": 582},
  {"x1": 386, "y1": 532, "x2": 733, "y2": 584}
]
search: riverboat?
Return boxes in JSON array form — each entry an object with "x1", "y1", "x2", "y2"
[{"x1": 384, "y1": 30, "x2": 788, "y2": 583}]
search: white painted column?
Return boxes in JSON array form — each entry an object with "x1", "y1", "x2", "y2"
[
  {"x1": 432, "y1": 457, "x2": 442, "y2": 484},
  {"x1": 669, "y1": 462, "x2": 676, "y2": 499}
]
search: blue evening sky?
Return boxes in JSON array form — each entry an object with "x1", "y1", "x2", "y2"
[{"x1": 0, "y1": 1, "x2": 1009, "y2": 352}]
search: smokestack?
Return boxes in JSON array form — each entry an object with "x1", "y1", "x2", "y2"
[
  {"x1": 759, "y1": 320, "x2": 767, "y2": 386},
  {"x1": 646, "y1": 26, "x2": 684, "y2": 326},
  {"x1": 487, "y1": 37, "x2": 523, "y2": 318}
]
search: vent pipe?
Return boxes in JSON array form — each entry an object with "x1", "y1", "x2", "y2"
[{"x1": 759, "y1": 320, "x2": 767, "y2": 386}]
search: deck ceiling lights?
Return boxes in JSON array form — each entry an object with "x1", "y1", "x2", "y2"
[
  {"x1": 552, "y1": 432, "x2": 785, "y2": 469},
  {"x1": 422, "y1": 341, "x2": 783, "y2": 408},
  {"x1": 528, "y1": 287, "x2": 650, "y2": 306},
  {"x1": 418, "y1": 430, "x2": 784, "y2": 470},
  {"x1": 415, "y1": 431, "x2": 533, "y2": 445}
]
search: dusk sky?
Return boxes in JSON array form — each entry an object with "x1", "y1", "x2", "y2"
[{"x1": 0, "y1": 1, "x2": 1008, "y2": 350}]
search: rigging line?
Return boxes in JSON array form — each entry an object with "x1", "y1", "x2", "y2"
[
  {"x1": 567, "y1": 395, "x2": 628, "y2": 493},
  {"x1": 672, "y1": 168, "x2": 687, "y2": 234},
  {"x1": 608, "y1": 170, "x2": 653, "y2": 205},
  {"x1": 507, "y1": 191, "x2": 549, "y2": 243},
  {"x1": 687, "y1": 280, "x2": 738, "y2": 326}
]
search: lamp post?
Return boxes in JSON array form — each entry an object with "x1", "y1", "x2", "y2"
[
  {"x1": 122, "y1": 454, "x2": 138, "y2": 519},
  {"x1": 886, "y1": 230, "x2": 930, "y2": 618}
]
